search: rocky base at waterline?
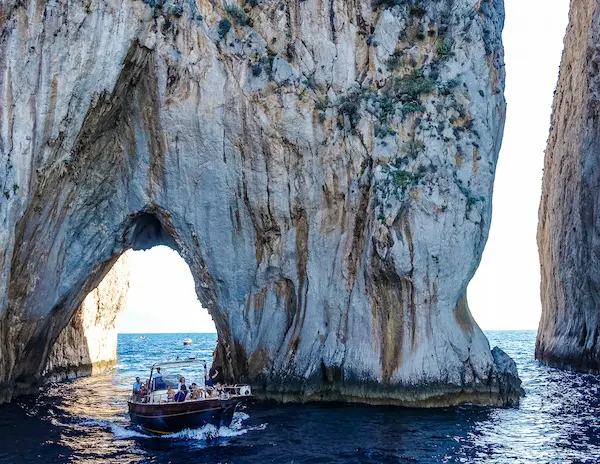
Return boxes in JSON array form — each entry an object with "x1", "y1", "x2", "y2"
[
  {"x1": 254, "y1": 347, "x2": 523, "y2": 407},
  {"x1": 1, "y1": 0, "x2": 520, "y2": 406}
]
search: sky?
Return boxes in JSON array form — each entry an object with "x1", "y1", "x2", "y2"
[
  {"x1": 117, "y1": 0, "x2": 571, "y2": 334},
  {"x1": 116, "y1": 246, "x2": 216, "y2": 333},
  {"x1": 467, "y1": 0, "x2": 570, "y2": 330}
]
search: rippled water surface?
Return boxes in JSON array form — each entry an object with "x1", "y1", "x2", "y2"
[{"x1": 1, "y1": 331, "x2": 600, "y2": 463}]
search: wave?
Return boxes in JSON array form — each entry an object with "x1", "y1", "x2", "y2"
[
  {"x1": 72, "y1": 409, "x2": 265, "y2": 442},
  {"x1": 161, "y1": 411, "x2": 266, "y2": 441},
  {"x1": 74, "y1": 418, "x2": 149, "y2": 439},
  {"x1": 109, "y1": 423, "x2": 149, "y2": 439}
]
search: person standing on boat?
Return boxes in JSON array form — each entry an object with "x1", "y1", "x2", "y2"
[
  {"x1": 152, "y1": 367, "x2": 166, "y2": 391},
  {"x1": 132, "y1": 377, "x2": 143, "y2": 401},
  {"x1": 203, "y1": 361, "x2": 219, "y2": 388}
]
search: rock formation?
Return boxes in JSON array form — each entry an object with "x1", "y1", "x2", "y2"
[
  {"x1": 43, "y1": 253, "x2": 130, "y2": 383},
  {"x1": 0, "y1": 0, "x2": 522, "y2": 405},
  {"x1": 537, "y1": 0, "x2": 600, "y2": 373}
]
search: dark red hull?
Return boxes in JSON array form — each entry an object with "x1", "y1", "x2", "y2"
[{"x1": 128, "y1": 397, "x2": 246, "y2": 435}]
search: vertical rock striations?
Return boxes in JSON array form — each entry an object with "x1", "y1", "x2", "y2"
[
  {"x1": 43, "y1": 254, "x2": 130, "y2": 383},
  {"x1": 537, "y1": 0, "x2": 600, "y2": 373},
  {"x1": 0, "y1": 0, "x2": 521, "y2": 405}
]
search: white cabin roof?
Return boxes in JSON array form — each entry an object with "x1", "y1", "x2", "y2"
[{"x1": 152, "y1": 358, "x2": 206, "y2": 370}]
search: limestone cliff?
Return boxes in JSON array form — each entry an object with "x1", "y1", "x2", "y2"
[
  {"x1": 43, "y1": 253, "x2": 130, "y2": 383},
  {"x1": 537, "y1": 0, "x2": 600, "y2": 373},
  {"x1": 0, "y1": 0, "x2": 522, "y2": 405}
]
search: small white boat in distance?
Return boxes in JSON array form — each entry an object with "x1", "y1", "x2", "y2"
[{"x1": 183, "y1": 338, "x2": 192, "y2": 346}]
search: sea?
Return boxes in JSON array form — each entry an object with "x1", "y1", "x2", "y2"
[{"x1": 1, "y1": 331, "x2": 600, "y2": 464}]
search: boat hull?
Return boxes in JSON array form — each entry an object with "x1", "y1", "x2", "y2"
[{"x1": 128, "y1": 397, "x2": 245, "y2": 435}]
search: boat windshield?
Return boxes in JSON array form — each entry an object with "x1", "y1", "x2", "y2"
[{"x1": 157, "y1": 376, "x2": 179, "y2": 389}]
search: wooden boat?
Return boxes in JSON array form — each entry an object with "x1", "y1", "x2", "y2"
[{"x1": 128, "y1": 358, "x2": 252, "y2": 435}]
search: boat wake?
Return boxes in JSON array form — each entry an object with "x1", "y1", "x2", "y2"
[
  {"x1": 70, "y1": 418, "x2": 149, "y2": 439},
  {"x1": 75, "y1": 411, "x2": 267, "y2": 442},
  {"x1": 161, "y1": 412, "x2": 267, "y2": 441},
  {"x1": 110, "y1": 423, "x2": 149, "y2": 439}
]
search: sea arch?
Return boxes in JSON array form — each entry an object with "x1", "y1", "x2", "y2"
[{"x1": 1, "y1": 0, "x2": 521, "y2": 406}]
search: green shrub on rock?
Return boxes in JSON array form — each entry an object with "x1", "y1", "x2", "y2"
[
  {"x1": 437, "y1": 41, "x2": 451, "y2": 58},
  {"x1": 392, "y1": 170, "x2": 415, "y2": 190},
  {"x1": 225, "y1": 4, "x2": 247, "y2": 25},
  {"x1": 218, "y1": 19, "x2": 232, "y2": 40},
  {"x1": 402, "y1": 101, "x2": 425, "y2": 116},
  {"x1": 372, "y1": 0, "x2": 405, "y2": 10},
  {"x1": 410, "y1": 2, "x2": 425, "y2": 17},
  {"x1": 403, "y1": 139, "x2": 425, "y2": 159},
  {"x1": 388, "y1": 71, "x2": 437, "y2": 99}
]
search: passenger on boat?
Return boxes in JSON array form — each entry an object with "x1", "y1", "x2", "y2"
[
  {"x1": 178, "y1": 377, "x2": 188, "y2": 392},
  {"x1": 174, "y1": 389, "x2": 186, "y2": 402},
  {"x1": 166, "y1": 385, "x2": 175, "y2": 401},
  {"x1": 152, "y1": 367, "x2": 166, "y2": 391},
  {"x1": 203, "y1": 362, "x2": 219, "y2": 388},
  {"x1": 132, "y1": 377, "x2": 142, "y2": 401},
  {"x1": 190, "y1": 383, "x2": 201, "y2": 400}
]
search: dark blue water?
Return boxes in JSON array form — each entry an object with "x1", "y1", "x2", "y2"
[{"x1": 1, "y1": 331, "x2": 600, "y2": 463}]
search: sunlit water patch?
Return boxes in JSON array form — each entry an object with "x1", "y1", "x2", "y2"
[{"x1": 1, "y1": 331, "x2": 600, "y2": 463}]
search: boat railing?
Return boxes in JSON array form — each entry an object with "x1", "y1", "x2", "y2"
[
  {"x1": 130, "y1": 385, "x2": 252, "y2": 404},
  {"x1": 223, "y1": 385, "x2": 252, "y2": 396}
]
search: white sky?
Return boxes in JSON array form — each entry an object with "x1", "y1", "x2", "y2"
[
  {"x1": 116, "y1": 246, "x2": 216, "y2": 333},
  {"x1": 468, "y1": 0, "x2": 570, "y2": 330},
  {"x1": 117, "y1": 0, "x2": 571, "y2": 334}
]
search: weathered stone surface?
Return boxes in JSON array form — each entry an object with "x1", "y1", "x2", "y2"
[
  {"x1": 0, "y1": 0, "x2": 522, "y2": 405},
  {"x1": 537, "y1": 0, "x2": 600, "y2": 373},
  {"x1": 43, "y1": 253, "x2": 130, "y2": 383}
]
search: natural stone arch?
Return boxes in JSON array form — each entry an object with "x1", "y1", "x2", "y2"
[{"x1": 1, "y1": 0, "x2": 522, "y2": 405}]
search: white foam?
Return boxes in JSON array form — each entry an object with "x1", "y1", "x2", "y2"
[
  {"x1": 110, "y1": 424, "x2": 149, "y2": 439},
  {"x1": 161, "y1": 412, "x2": 266, "y2": 441},
  {"x1": 75, "y1": 417, "x2": 149, "y2": 439},
  {"x1": 79, "y1": 418, "x2": 108, "y2": 427},
  {"x1": 166, "y1": 424, "x2": 224, "y2": 440},
  {"x1": 76, "y1": 407, "x2": 266, "y2": 441},
  {"x1": 49, "y1": 418, "x2": 70, "y2": 427}
]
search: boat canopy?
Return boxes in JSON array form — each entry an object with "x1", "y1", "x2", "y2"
[{"x1": 152, "y1": 358, "x2": 206, "y2": 370}]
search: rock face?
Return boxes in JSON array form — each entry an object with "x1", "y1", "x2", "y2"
[
  {"x1": 0, "y1": 0, "x2": 522, "y2": 405},
  {"x1": 43, "y1": 254, "x2": 130, "y2": 383},
  {"x1": 537, "y1": 0, "x2": 600, "y2": 373}
]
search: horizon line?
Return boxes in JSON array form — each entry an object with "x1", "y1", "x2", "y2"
[
  {"x1": 118, "y1": 331, "x2": 218, "y2": 335},
  {"x1": 116, "y1": 329, "x2": 538, "y2": 335}
]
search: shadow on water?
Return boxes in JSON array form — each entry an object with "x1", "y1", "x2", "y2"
[
  {"x1": 0, "y1": 397, "x2": 73, "y2": 463},
  {"x1": 1, "y1": 332, "x2": 600, "y2": 463}
]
